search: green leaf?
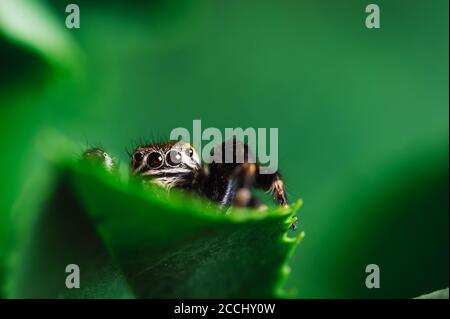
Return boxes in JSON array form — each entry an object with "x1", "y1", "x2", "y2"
[
  {"x1": 5, "y1": 135, "x2": 302, "y2": 298},
  {"x1": 415, "y1": 288, "x2": 449, "y2": 299}
]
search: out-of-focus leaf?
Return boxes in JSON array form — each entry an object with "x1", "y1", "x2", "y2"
[
  {"x1": 0, "y1": 0, "x2": 80, "y2": 70},
  {"x1": 5, "y1": 134, "x2": 302, "y2": 298}
]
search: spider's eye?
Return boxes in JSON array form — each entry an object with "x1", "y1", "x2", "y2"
[
  {"x1": 166, "y1": 150, "x2": 182, "y2": 166},
  {"x1": 185, "y1": 148, "x2": 194, "y2": 157},
  {"x1": 133, "y1": 151, "x2": 144, "y2": 163},
  {"x1": 147, "y1": 152, "x2": 163, "y2": 168}
]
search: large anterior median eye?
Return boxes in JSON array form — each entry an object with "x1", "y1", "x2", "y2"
[
  {"x1": 147, "y1": 151, "x2": 163, "y2": 168},
  {"x1": 166, "y1": 150, "x2": 182, "y2": 166}
]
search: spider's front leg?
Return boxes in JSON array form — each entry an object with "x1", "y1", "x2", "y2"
[
  {"x1": 227, "y1": 162, "x2": 258, "y2": 208},
  {"x1": 206, "y1": 159, "x2": 261, "y2": 209}
]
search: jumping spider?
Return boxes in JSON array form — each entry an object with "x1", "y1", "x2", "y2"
[{"x1": 83, "y1": 140, "x2": 289, "y2": 211}]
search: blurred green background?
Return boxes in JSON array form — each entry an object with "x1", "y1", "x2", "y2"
[{"x1": 0, "y1": 0, "x2": 448, "y2": 298}]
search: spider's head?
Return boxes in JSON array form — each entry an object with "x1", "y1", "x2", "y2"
[{"x1": 130, "y1": 141, "x2": 201, "y2": 189}]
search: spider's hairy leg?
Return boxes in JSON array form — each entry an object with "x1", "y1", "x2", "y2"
[
  {"x1": 209, "y1": 162, "x2": 254, "y2": 207},
  {"x1": 231, "y1": 162, "x2": 257, "y2": 208},
  {"x1": 211, "y1": 140, "x2": 287, "y2": 209},
  {"x1": 225, "y1": 163, "x2": 268, "y2": 211},
  {"x1": 82, "y1": 147, "x2": 117, "y2": 172},
  {"x1": 256, "y1": 170, "x2": 289, "y2": 207}
]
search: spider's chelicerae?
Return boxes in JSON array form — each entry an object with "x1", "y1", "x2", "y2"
[{"x1": 83, "y1": 140, "x2": 288, "y2": 211}]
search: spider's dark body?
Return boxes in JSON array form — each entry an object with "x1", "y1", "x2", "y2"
[{"x1": 85, "y1": 140, "x2": 288, "y2": 210}]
